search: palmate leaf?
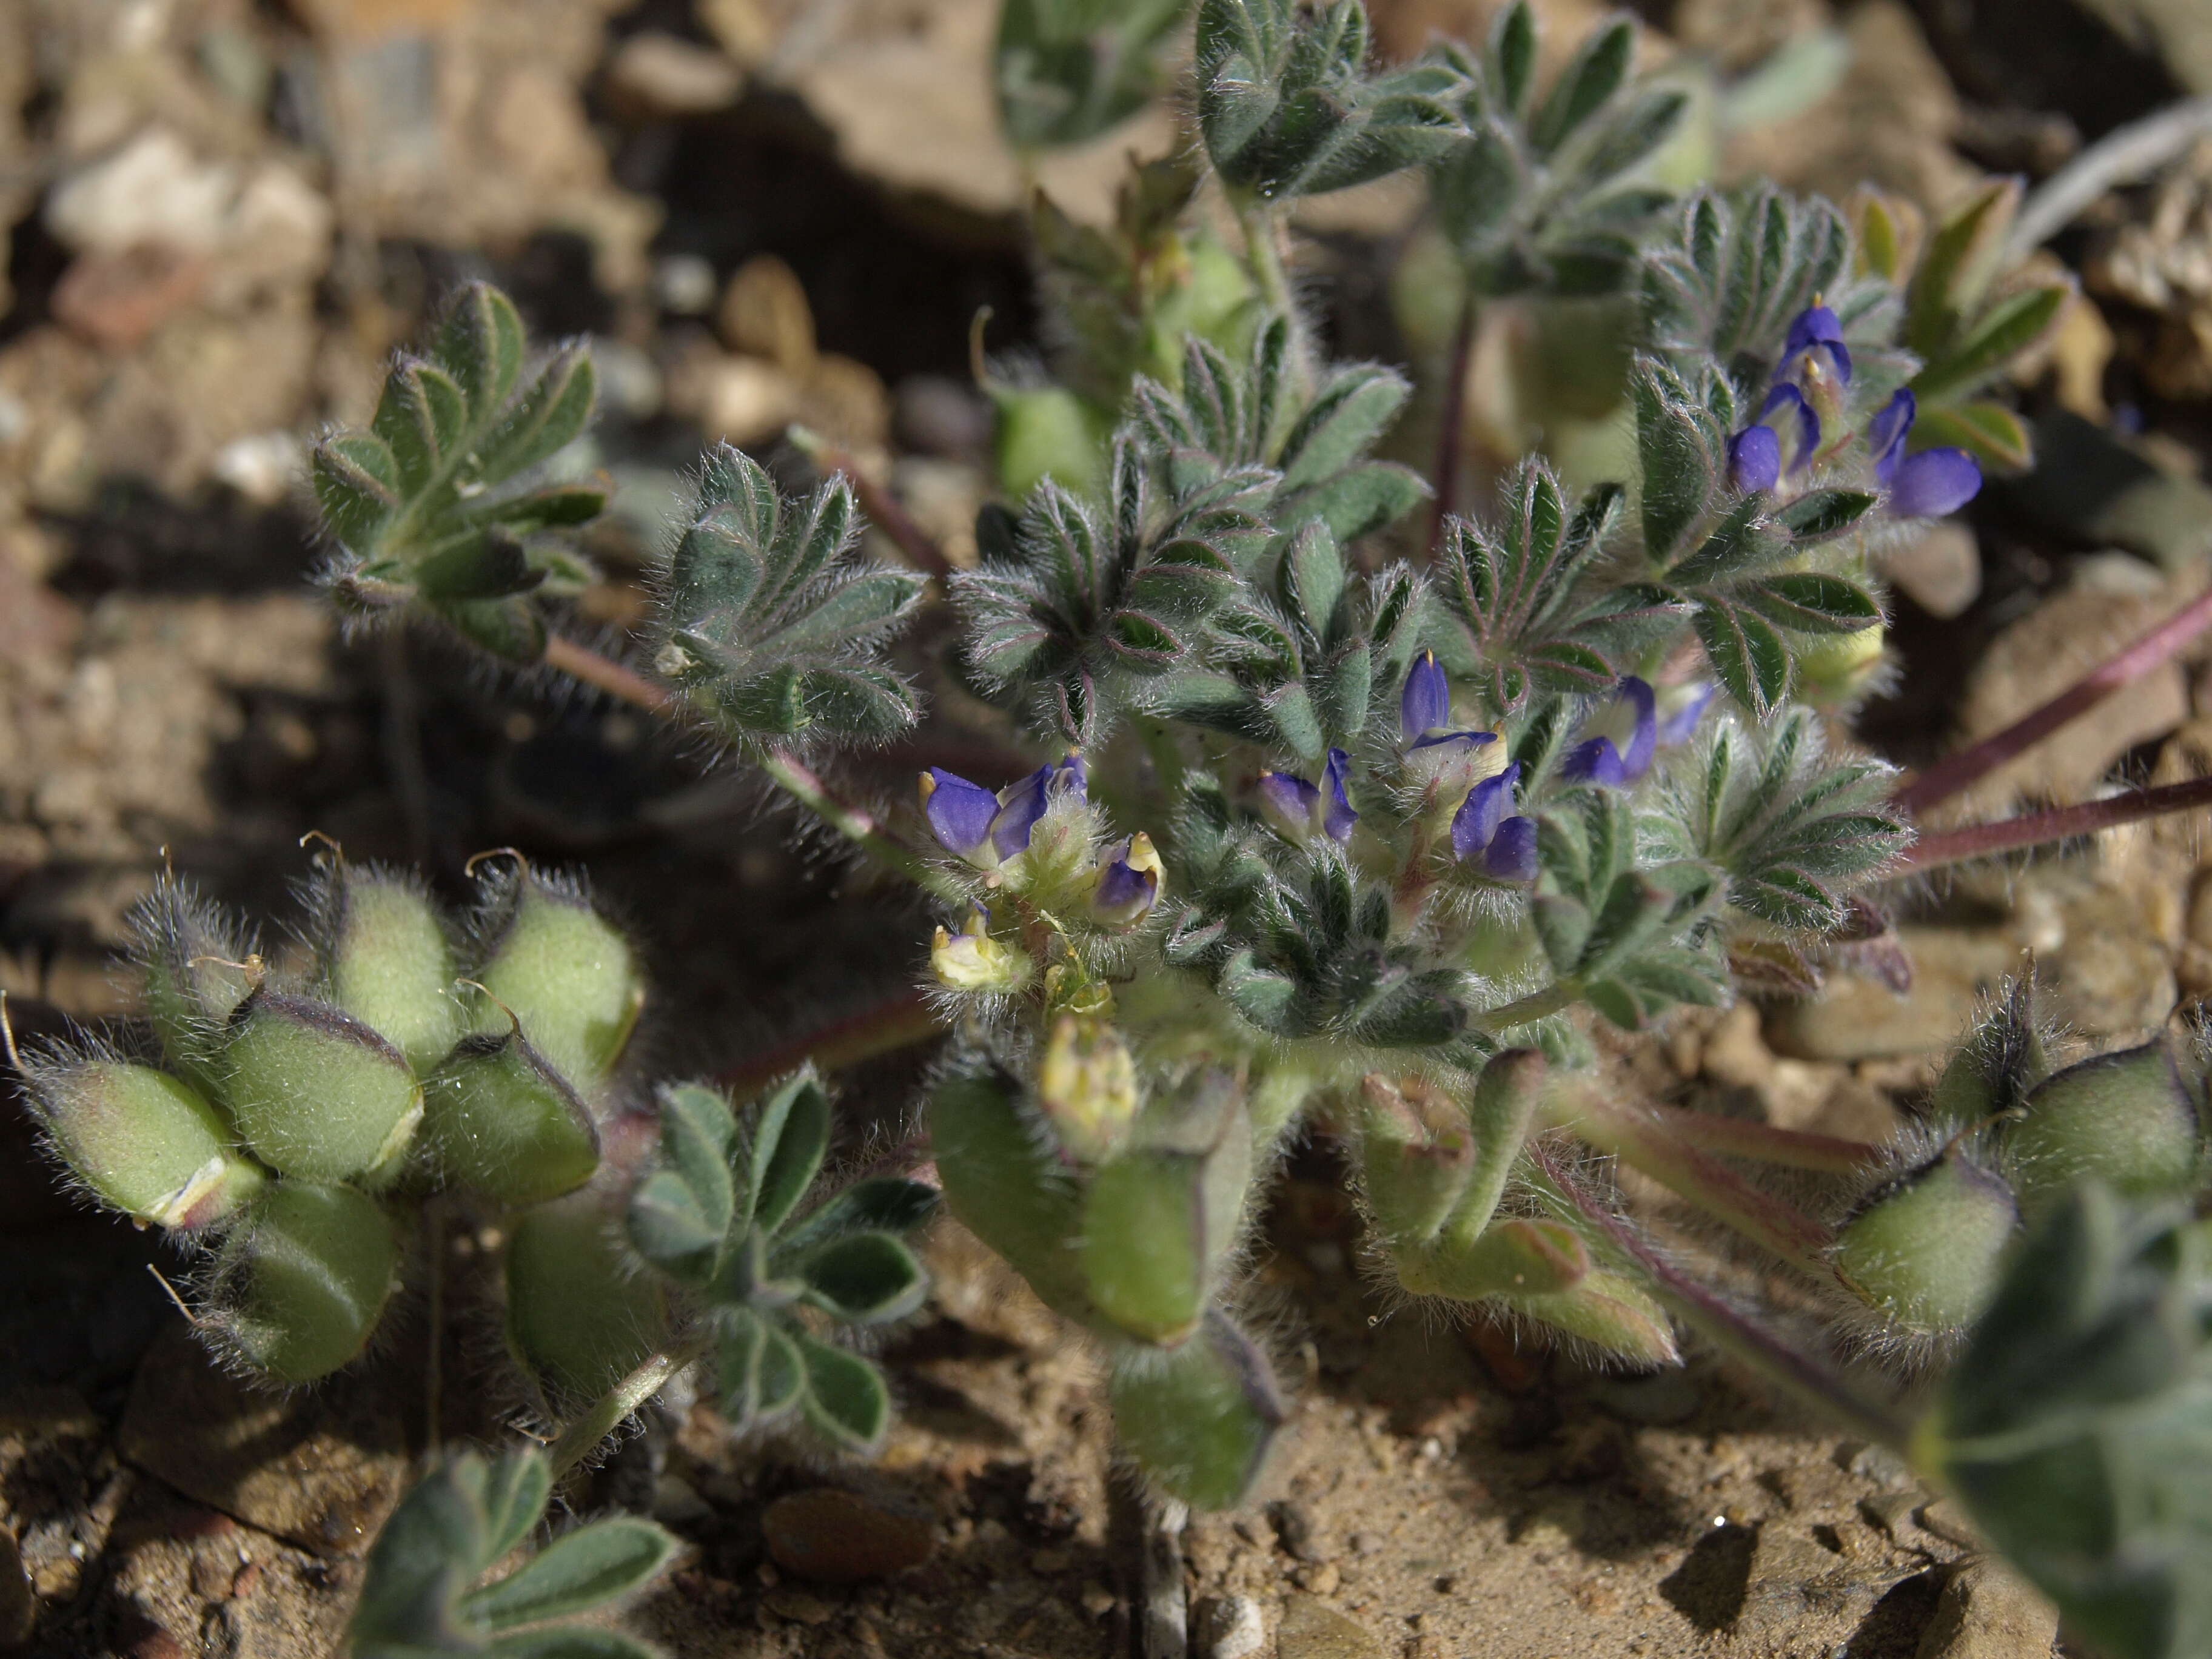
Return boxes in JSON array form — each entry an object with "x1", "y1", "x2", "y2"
[
  {"x1": 1433, "y1": 459, "x2": 1677, "y2": 715},
  {"x1": 995, "y1": 0, "x2": 1185, "y2": 150},
  {"x1": 1623, "y1": 357, "x2": 1883, "y2": 714},
  {"x1": 1646, "y1": 708, "x2": 1907, "y2": 933},
  {"x1": 1937, "y1": 1188, "x2": 2212, "y2": 1659},
  {"x1": 1641, "y1": 185, "x2": 1899, "y2": 389},
  {"x1": 1132, "y1": 320, "x2": 1430, "y2": 544},
  {"x1": 1161, "y1": 524, "x2": 1423, "y2": 762},
  {"x1": 346, "y1": 1449, "x2": 676, "y2": 1659},
  {"x1": 314, "y1": 283, "x2": 606, "y2": 662},
  {"x1": 1196, "y1": 0, "x2": 1470, "y2": 201},
  {"x1": 1423, "y1": 5, "x2": 1682, "y2": 301},
  {"x1": 956, "y1": 429, "x2": 1271, "y2": 744},
  {"x1": 659, "y1": 447, "x2": 927, "y2": 746},
  {"x1": 1529, "y1": 794, "x2": 1724, "y2": 1030},
  {"x1": 621, "y1": 1070, "x2": 937, "y2": 1451}
]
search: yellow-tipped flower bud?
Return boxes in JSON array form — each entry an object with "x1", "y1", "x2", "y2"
[
  {"x1": 930, "y1": 909, "x2": 1033, "y2": 993},
  {"x1": 1037, "y1": 1016, "x2": 1140, "y2": 1163}
]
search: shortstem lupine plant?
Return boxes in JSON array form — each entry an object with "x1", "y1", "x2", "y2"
[{"x1": 11, "y1": 2, "x2": 2211, "y2": 1651}]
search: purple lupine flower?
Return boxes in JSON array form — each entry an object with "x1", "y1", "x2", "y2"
[
  {"x1": 1888, "y1": 448, "x2": 1982, "y2": 518},
  {"x1": 1869, "y1": 387, "x2": 1915, "y2": 484},
  {"x1": 1728, "y1": 386, "x2": 1820, "y2": 495},
  {"x1": 1561, "y1": 677, "x2": 1658, "y2": 788},
  {"x1": 1401, "y1": 650, "x2": 1449, "y2": 740},
  {"x1": 1758, "y1": 384, "x2": 1821, "y2": 475},
  {"x1": 1449, "y1": 763, "x2": 1537, "y2": 880},
  {"x1": 1863, "y1": 386, "x2": 1980, "y2": 518},
  {"x1": 919, "y1": 756, "x2": 1085, "y2": 869},
  {"x1": 1321, "y1": 748, "x2": 1358, "y2": 843},
  {"x1": 1654, "y1": 680, "x2": 1718, "y2": 748},
  {"x1": 1728, "y1": 423, "x2": 1780, "y2": 494},
  {"x1": 1092, "y1": 833, "x2": 1164, "y2": 928},
  {"x1": 1781, "y1": 303, "x2": 1851, "y2": 387},
  {"x1": 1483, "y1": 815, "x2": 1539, "y2": 882},
  {"x1": 1256, "y1": 748, "x2": 1359, "y2": 846}
]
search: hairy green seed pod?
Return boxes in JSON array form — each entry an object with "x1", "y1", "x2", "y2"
[
  {"x1": 506, "y1": 1193, "x2": 668, "y2": 1399},
  {"x1": 2008, "y1": 1041, "x2": 2202, "y2": 1210},
  {"x1": 1110, "y1": 1310, "x2": 1285, "y2": 1511},
  {"x1": 218, "y1": 1182, "x2": 400, "y2": 1382},
  {"x1": 310, "y1": 862, "x2": 460, "y2": 1075},
  {"x1": 1833, "y1": 1154, "x2": 2018, "y2": 1337},
  {"x1": 28, "y1": 1057, "x2": 264, "y2": 1230},
  {"x1": 421, "y1": 1030, "x2": 599, "y2": 1206},
  {"x1": 991, "y1": 384, "x2": 1107, "y2": 500},
  {"x1": 1502, "y1": 1270, "x2": 1680, "y2": 1367},
  {"x1": 470, "y1": 870, "x2": 643, "y2": 1091},
  {"x1": 928, "y1": 1064, "x2": 1098, "y2": 1327},
  {"x1": 1927, "y1": 976, "x2": 2049, "y2": 1133},
  {"x1": 1395, "y1": 1216, "x2": 1590, "y2": 1301},
  {"x1": 1359, "y1": 1074, "x2": 1476, "y2": 1250},
  {"x1": 129, "y1": 877, "x2": 262, "y2": 1098},
  {"x1": 220, "y1": 992, "x2": 423, "y2": 1182},
  {"x1": 1082, "y1": 1075, "x2": 1251, "y2": 1347}
]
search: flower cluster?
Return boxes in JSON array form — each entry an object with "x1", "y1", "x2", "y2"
[{"x1": 1726, "y1": 303, "x2": 1982, "y2": 520}]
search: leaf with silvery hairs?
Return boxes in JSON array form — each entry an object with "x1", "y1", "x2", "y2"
[
  {"x1": 657, "y1": 447, "x2": 928, "y2": 746},
  {"x1": 1196, "y1": 0, "x2": 1470, "y2": 201},
  {"x1": 345, "y1": 1447, "x2": 675, "y2": 1659},
  {"x1": 313, "y1": 283, "x2": 605, "y2": 662},
  {"x1": 1645, "y1": 707, "x2": 1908, "y2": 933}
]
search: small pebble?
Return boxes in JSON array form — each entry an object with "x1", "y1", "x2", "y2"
[
  {"x1": 1199, "y1": 1592, "x2": 1265, "y2": 1659},
  {"x1": 764, "y1": 1587, "x2": 836, "y2": 1627},
  {"x1": 1276, "y1": 1594, "x2": 1386, "y2": 1659},
  {"x1": 1269, "y1": 1499, "x2": 1325, "y2": 1562},
  {"x1": 1914, "y1": 1560, "x2": 2060, "y2": 1659},
  {"x1": 1080, "y1": 1581, "x2": 1118, "y2": 1617},
  {"x1": 763, "y1": 1489, "x2": 934, "y2": 1584},
  {"x1": 1298, "y1": 1561, "x2": 1342, "y2": 1595}
]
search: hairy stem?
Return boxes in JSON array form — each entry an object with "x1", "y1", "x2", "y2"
[
  {"x1": 1894, "y1": 583, "x2": 2212, "y2": 815},
  {"x1": 715, "y1": 988, "x2": 945, "y2": 1097},
  {"x1": 543, "y1": 633, "x2": 677, "y2": 715},
  {"x1": 541, "y1": 635, "x2": 960, "y2": 901},
  {"x1": 756, "y1": 749, "x2": 968, "y2": 903},
  {"x1": 1552, "y1": 1091, "x2": 1836, "y2": 1274},
  {"x1": 1233, "y1": 192, "x2": 1310, "y2": 395},
  {"x1": 1631, "y1": 1102, "x2": 1880, "y2": 1177},
  {"x1": 1530, "y1": 1139, "x2": 1912, "y2": 1452},
  {"x1": 793, "y1": 428, "x2": 959, "y2": 581},
  {"x1": 1899, "y1": 773, "x2": 2212, "y2": 871},
  {"x1": 1470, "y1": 982, "x2": 1575, "y2": 1032},
  {"x1": 1427, "y1": 287, "x2": 1476, "y2": 561},
  {"x1": 548, "y1": 1338, "x2": 712, "y2": 1480}
]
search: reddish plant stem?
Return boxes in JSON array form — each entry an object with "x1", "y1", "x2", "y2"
[
  {"x1": 1551, "y1": 1091, "x2": 1836, "y2": 1274},
  {"x1": 543, "y1": 634, "x2": 960, "y2": 900},
  {"x1": 1899, "y1": 773, "x2": 2212, "y2": 871},
  {"x1": 802, "y1": 435, "x2": 959, "y2": 581},
  {"x1": 714, "y1": 988, "x2": 945, "y2": 1098},
  {"x1": 543, "y1": 633, "x2": 678, "y2": 715},
  {"x1": 1529, "y1": 1140, "x2": 1911, "y2": 1452},
  {"x1": 1893, "y1": 582, "x2": 2212, "y2": 816},
  {"x1": 1426, "y1": 289, "x2": 1478, "y2": 561},
  {"x1": 1631, "y1": 1102, "x2": 1880, "y2": 1177}
]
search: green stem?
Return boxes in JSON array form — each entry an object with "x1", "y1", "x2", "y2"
[
  {"x1": 1553, "y1": 1090, "x2": 1836, "y2": 1275},
  {"x1": 1632, "y1": 1101, "x2": 1880, "y2": 1177},
  {"x1": 1470, "y1": 982, "x2": 1575, "y2": 1033},
  {"x1": 1232, "y1": 191, "x2": 1310, "y2": 396},
  {"x1": 548, "y1": 1338, "x2": 712, "y2": 1480},
  {"x1": 756, "y1": 748, "x2": 968, "y2": 905},
  {"x1": 540, "y1": 635, "x2": 961, "y2": 903},
  {"x1": 1530, "y1": 1139, "x2": 1912, "y2": 1453}
]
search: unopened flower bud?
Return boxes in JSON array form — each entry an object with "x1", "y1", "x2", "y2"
[
  {"x1": 1037, "y1": 1016, "x2": 1140, "y2": 1164},
  {"x1": 2008, "y1": 1041, "x2": 2202, "y2": 1210},
  {"x1": 1255, "y1": 748, "x2": 1356, "y2": 846},
  {"x1": 26, "y1": 1055, "x2": 264, "y2": 1230},
  {"x1": 1092, "y1": 833, "x2": 1164, "y2": 928},
  {"x1": 930, "y1": 908, "x2": 1033, "y2": 993},
  {"x1": 468, "y1": 862, "x2": 643, "y2": 1092},
  {"x1": 1832, "y1": 1153, "x2": 2017, "y2": 1338},
  {"x1": 221, "y1": 991, "x2": 423, "y2": 1183}
]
